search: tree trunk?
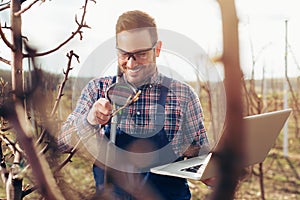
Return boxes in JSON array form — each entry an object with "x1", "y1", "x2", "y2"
[
  {"x1": 212, "y1": 1, "x2": 245, "y2": 199},
  {"x1": 11, "y1": 0, "x2": 24, "y2": 101},
  {"x1": 9, "y1": 1, "x2": 23, "y2": 199}
]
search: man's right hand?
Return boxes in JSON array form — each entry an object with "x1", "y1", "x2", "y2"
[{"x1": 87, "y1": 98, "x2": 113, "y2": 125}]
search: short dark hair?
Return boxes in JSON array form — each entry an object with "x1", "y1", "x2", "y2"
[{"x1": 116, "y1": 10, "x2": 158, "y2": 43}]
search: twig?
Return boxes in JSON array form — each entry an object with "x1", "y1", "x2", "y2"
[
  {"x1": 36, "y1": 50, "x2": 78, "y2": 154},
  {"x1": 288, "y1": 43, "x2": 300, "y2": 71},
  {"x1": 0, "y1": 2, "x2": 10, "y2": 12},
  {"x1": 39, "y1": 142, "x2": 49, "y2": 154},
  {"x1": 50, "y1": 50, "x2": 78, "y2": 117},
  {"x1": 258, "y1": 163, "x2": 266, "y2": 200},
  {"x1": 284, "y1": 20, "x2": 300, "y2": 138},
  {"x1": 36, "y1": 50, "x2": 78, "y2": 172},
  {"x1": 0, "y1": 131, "x2": 24, "y2": 154},
  {"x1": 1, "y1": 101, "x2": 65, "y2": 200},
  {"x1": 14, "y1": 0, "x2": 40, "y2": 17},
  {"x1": 0, "y1": 22, "x2": 14, "y2": 50},
  {"x1": 35, "y1": 128, "x2": 46, "y2": 145},
  {"x1": 21, "y1": 185, "x2": 37, "y2": 198},
  {"x1": 0, "y1": 125, "x2": 12, "y2": 132},
  {"x1": 7, "y1": 150, "x2": 23, "y2": 200},
  {"x1": 23, "y1": 0, "x2": 93, "y2": 58},
  {"x1": 0, "y1": 56, "x2": 11, "y2": 66},
  {"x1": 0, "y1": 140, "x2": 9, "y2": 184},
  {"x1": 55, "y1": 148, "x2": 78, "y2": 174},
  {"x1": 0, "y1": 128, "x2": 24, "y2": 199}
]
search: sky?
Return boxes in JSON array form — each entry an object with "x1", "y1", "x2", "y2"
[{"x1": 1, "y1": 0, "x2": 300, "y2": 80}]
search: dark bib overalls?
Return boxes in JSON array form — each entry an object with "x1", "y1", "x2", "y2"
[{"x1": 93, "y1": 76, "x2": 191, "y2": 200}]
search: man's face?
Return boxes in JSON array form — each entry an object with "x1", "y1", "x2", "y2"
[{"x1": 117, "y1": 29, "x2": 161, "y2": 86}]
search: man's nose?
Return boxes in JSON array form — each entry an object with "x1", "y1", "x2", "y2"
[{"x1": 126, "y1": 56, "x2": 137, "y2": 69}]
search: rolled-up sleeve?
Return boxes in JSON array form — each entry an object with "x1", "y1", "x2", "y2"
[{"x1": 57, "y1": 78, "x2": 105, "y2": 152}]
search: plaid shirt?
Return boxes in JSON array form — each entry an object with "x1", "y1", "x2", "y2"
[{"x1": 58, "y1": 72, "x2": 208, "y2": 157}]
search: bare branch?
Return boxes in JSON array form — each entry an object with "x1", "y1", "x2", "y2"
[
  {"x1": 55, "y1": 129, "x2": 98, "y2": 174},
  {"x1": 6, "y1": 156, "x2": 23, "y2": 200},
  {"x1": 0, "y1": 133, "x2": 24, "y2": 154},
  {"x1": 35, "y1": 128, "x2": 46, "y2": 145},
  {"x1": 0, "y1": 129, "x2": 24, "y2": 200},
  {"x1": 284, "y1": 21, "x2": 300, "y2": 138},
  {"x1": 0, "y1": 140, "x2": 9, "y2": 185},
  {"x1": 0, "y1": 22, "x2": 14, "y2": 50},
  {"x1": 1, "y1": 101, "x2": 65, "y2": 200},
  {"x1": 23, "y1": 0, "x2": 92, "y2": 57},
  {"x1": 31, "y1": 52, "x2": 76, "y2": 156},
  {"x1": 50, "y1": 50, "x2": 78, "y2": 117},
  {"x1": 55, "y1": 147, "x2": 78, "y2": 174},
  {"x1": 0, "y1": 22, "x2": 12, "y2": 31},
  {"x1": 39, "y1": 142, "x2": 49, "y2": 154},
  {"x1": 22, "y1": 185, "x2": 37, "y2": 198},
  {"x1": 0, "y1": 56, "x2": 11, "y2": 66},
  {"x1": 14, "y1": 0, "x2": 40, "y2": 17},
  {"x1": 0, "y1": 1, "x2": 10, "y2": 11}
]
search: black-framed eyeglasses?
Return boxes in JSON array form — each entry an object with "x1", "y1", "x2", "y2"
[{"x1": 116, "y1": 41, "x2": 158, "y2": 61}]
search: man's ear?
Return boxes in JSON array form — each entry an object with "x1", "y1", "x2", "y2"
[{"x1": 155, "y1": 41, "x2": 162, "y2": 57}]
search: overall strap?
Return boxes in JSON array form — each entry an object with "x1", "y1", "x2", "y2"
[
  {"x1": 158, "y1": 76, "x2": 171, "y2": 107},
  {"x1": 112, "y1": 75, "x2": 117, "y2": 84},
  {"x1": 105, "y1": 75, "x2": 172, "y2": 148}
]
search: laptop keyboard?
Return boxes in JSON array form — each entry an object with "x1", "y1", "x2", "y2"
[{"x1": 181, "y1": 164, "x2": 203, "y2": 173}]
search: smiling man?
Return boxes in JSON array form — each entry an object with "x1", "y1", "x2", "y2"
[
  {"x1": 58, "y1": 10, "x2": 214, "y2": 200},
  {"x1": 116, "y1": 28, "x2": 161, "y2": 87}
]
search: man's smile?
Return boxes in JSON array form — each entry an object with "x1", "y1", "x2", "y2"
[{"x1": 126, "y1": 65, "x2": 143, "y2": 75}]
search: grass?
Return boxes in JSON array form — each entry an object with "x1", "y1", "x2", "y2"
[
  {"x1": 0, "y1": 78, "x2": 299, "y2": 199},
  {"x1": 48, "y1": 128, "x2": 299, "y2": 200},
  {"x1": 189, "y1": 133, "x2": 300, "y2": 200},
  {"x1": 1, "y1": 120, "x2": 298, "y2": 199}
]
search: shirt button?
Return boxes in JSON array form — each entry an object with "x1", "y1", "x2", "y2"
[
  {"x1": 149, "y1": 84, "x2": 152, "y2": 88},
  {"x1": 136, "y1": 111, "x2": 141, "y2": 115}
]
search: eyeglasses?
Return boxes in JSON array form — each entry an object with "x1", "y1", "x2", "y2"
[{"x1": 116, "y1": 41, "x2": 157, "y2": 61}]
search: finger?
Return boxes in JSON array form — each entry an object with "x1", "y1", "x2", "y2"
[
  {"x1": 97, "y1": 116, "x2": 110, "y2": 124},
  {"x1": 95, "y1": 111, "x2": 110, "y2": 121},
  {"x1": 101, "y1": 99, "x2": 113, "y2": 115},
  {"x1": 95, "y1": 99, "x2": 112, "y2": 115}
]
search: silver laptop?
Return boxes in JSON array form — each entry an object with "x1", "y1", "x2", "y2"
[{"x1": 150, "y1": 109, "x2": 292, "y2": 180}]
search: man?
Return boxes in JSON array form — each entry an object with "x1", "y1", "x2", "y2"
[{"x1": 58, "y1": 10, "x2": 214, "y2": 200}]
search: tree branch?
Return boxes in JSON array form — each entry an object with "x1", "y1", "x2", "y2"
[
  {"x1": 0, "y1": 140, "x2": 9, "y2": 185},
  {"x1": 0, "y1": 56, "x2": 11, "y2": 66},
  {"x1": 14, "y1": 0, "x2": 41, "y2": 17},
  {"x1": 23, "y1": 0, "x2": 93, "y2": 57},
  {"x1": 0, "y1": 133, "x2": 24, "y2": 154},
  {"x1": 35, "y1": 50, "x2": 78, "y2": 155},
  {"x1": 22, "y1": 185, "x2": 37, "y2": 198},
  {"x1": 0, "y1": 2, "x2": 10, "y2": 12},
  {"x1": 55, "y1": 147, "x2": 78, "y2": 174},
  {"x1": 1, "y1": 101, "x2": 65, "y2": 200},
  {"x1": 50, "y1": 50, "x2": 78, "y2": 117},
  {"x1": 0, "y1": 22, "x2": 14, "y2": 50}
]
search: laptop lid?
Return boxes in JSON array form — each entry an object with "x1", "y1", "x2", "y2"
[
  {"x1": 201, "y1": 108, "x2": 292, "y2": 180},
  {"x1": 151, "y1": 109, "x2": 292, "y2": 180}
]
